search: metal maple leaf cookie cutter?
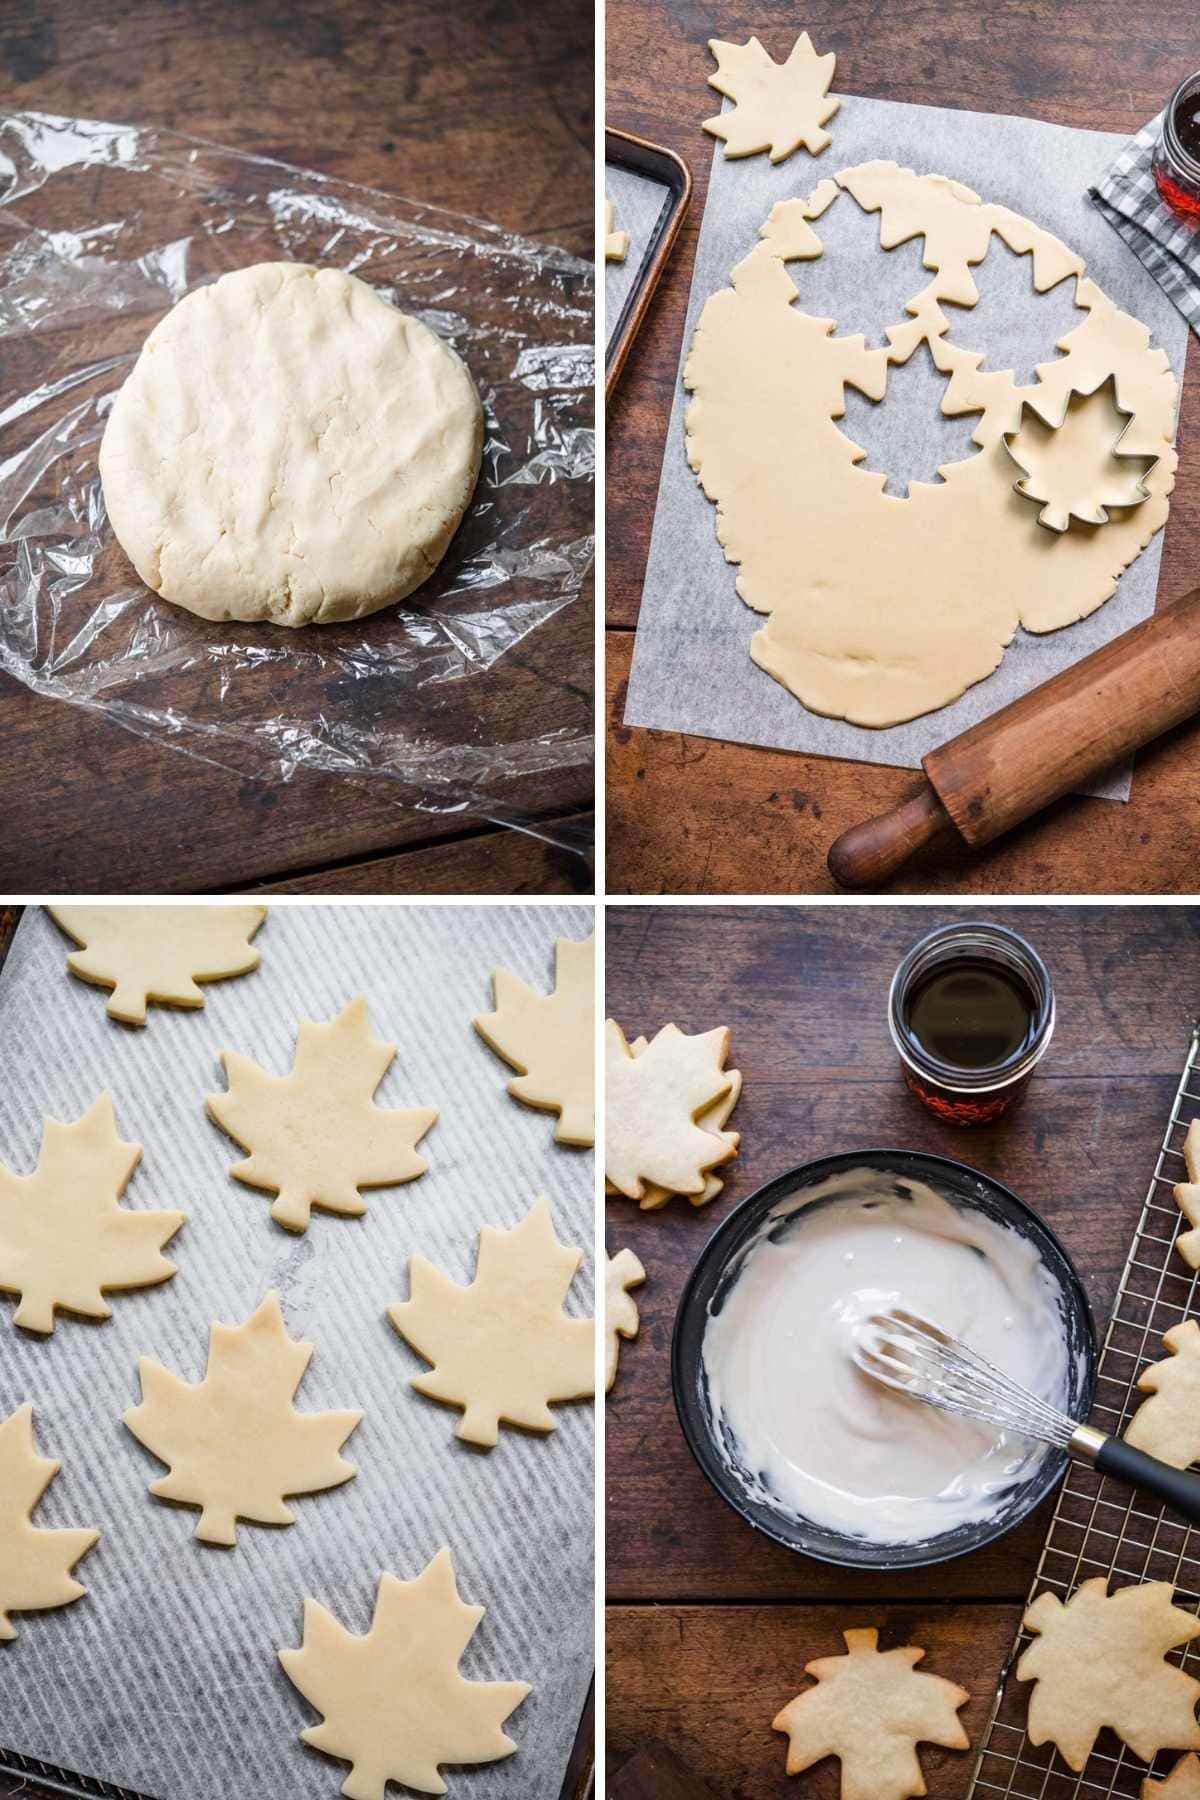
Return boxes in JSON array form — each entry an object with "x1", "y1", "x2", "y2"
[{"x1": 1001, "y1": 373, "x2": 1160, "y2": 533}]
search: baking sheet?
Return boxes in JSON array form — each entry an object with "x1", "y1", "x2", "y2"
[
  {"x1": 604, "y1": 163, "x2": 672, "y2": 353},
  {"x1": 624, "y1": 95, "x2": 1192, "y2": 802},
  {"x1": 0, "y1": 903, "x2": 594, "y2": 1800}
]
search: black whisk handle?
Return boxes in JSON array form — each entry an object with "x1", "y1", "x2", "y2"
[{"x1": 1091, "y1": 1435, "x2": 1200, "y2": 1526}]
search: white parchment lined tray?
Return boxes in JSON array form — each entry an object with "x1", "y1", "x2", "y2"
[
  {"x1": 0, "y1": 902, "x2": 594, "y2": 1800},
  {"x1": 604, "y1": 162, "x2": 674, "y2": 352},
  {"x1": 623, "y1": 94, "x2": 1191, "y2": 802}
]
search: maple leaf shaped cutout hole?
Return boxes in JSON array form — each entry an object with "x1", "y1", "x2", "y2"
[
  {"x1": 473, "y1": 934, "x2": 594, "y2": 1147},
  {"x1": 280, "y1": 1549, "x2": 530, "y2": 1799},
  {"x1": 0, "y1": 1404, "x2": 99, "y2": 1640},
  {"x1": 387, "y1": 1197, "x2": 595, "y2": 1448},
  {"x1": 124, "y1": 1291, "x2": 361, "y2": 1545},
  {"x1": 0, "y1": 1093, "x2": 184, "y2": 1334},
  {"x1": 773, "y1": 1626, "x2": 969, "y2": 1799},
  {"x1": 207, "y1": 995, "x2": 438, "y2": 1232}
]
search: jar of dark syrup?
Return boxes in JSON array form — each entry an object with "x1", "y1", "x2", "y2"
[
  {"x1": 1153, "y1": 71, "x2": 1200, "y2": 218},
  {"x1": 888, "y1": 922, "x2": 1055, "y2": 1125}
]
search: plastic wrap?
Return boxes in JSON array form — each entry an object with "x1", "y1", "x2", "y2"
[{"x1": 0, "y1": 113, "x2": 594, "y2": 852}]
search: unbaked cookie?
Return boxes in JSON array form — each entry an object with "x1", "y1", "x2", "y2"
[
  {"x1": 99, "y1": 263, "x2": 483, "y2": 626},
  {"x1": 473, "y1": 934, "x2": 594, "y2": 1146},
  {"x1": 704, "y1": 33, "x2": 839, "y2": 164},
  {"x1": 49, "y1": 903, "x2": 265, "y2": 1025},
  {"x1": 123, "y1": 1292, "x2": 361, "y2": 1545},
  {"x1": 387, "y1": 1197, "x2": 594, "y2": 1447},
  {"x1": 280, "y1": 1549, "x2": 530, "y2": 1799},
  {"x1": 0, "y1": 1404, "x2": 99, "y2": 1641}
]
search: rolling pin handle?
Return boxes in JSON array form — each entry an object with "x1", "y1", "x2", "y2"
[{"x1": 827, "y1": 780, "x2": 954, "y2": 891}]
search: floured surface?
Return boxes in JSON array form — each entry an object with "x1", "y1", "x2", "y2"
[
  {"x1": 626, "y1": 96, "x2": 1191, "y2": 796},
  {"x1": 0, "y1": 903, "x2": 593, "y2": 1800}
]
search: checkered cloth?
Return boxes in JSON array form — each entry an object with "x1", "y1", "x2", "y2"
[{"x1": 1090, "y1": 110, "x2": 1200, "y2": 335}]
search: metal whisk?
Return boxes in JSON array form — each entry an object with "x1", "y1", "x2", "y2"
[{"x1": 853, "y1": 1307, "x2": 1200, "y2": 1526}]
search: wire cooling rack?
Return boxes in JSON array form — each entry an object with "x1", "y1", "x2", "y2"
[{"x1": 968, "y1": 1025, "x2": 1200, "y2": 1800}]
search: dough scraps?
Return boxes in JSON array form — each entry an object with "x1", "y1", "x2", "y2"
[
  {"x1": 1126, "y1": 1321, "x2": 1200, "y2": 1469},
  {"x1": 0, "y1": 1093, "x2": 184, "y2": 1334},
  {"x1": 123, "y1": 1292, "x2": 361, "y2": 1546},
  {"x1": 49, "y1": 903, "x2": 266, "y2": 1025},
  {"x1": 703, "y1": 33, "x2": 839, "y2": 164},
  {"x1": 99, "y1": 262, "x2": 484, "y2": 627},
  {"x1": 1173, "y1": 1120, "x2": 1200, "y2": 1269},
  {"x1": 1003, "y1": 379, "x2": 1159, "y2": 532},
  {"x1": 1018, "y1": 1578, "x2": 1200, "y2": 1771},
  {"x1": 605, "y1": 200, "x2": 629, "y2": 263},
  {"x1": 605, "y1": 1019, "x2": 735, "y2": 1202},
  {"x1": 605, "y1": 1247, "x2": 645, "y2": 1392},
  {"x1": 279, "y1": 1549, "x2": 530, "y2": 1800},
  {"x1": 1146, "y1": 1757, "x2": 1200, "y2": 1799},
  {"x1": 606, "y1": 1035, "x2": 742, "y2": 1210},
  {"x1": 684, "y1": 159, "x2": 1178, "y2": 727},
  {"x1": 771, "y1": 1626, "x2": 969, "y2": 1798},
  {"x1": 207, "y1": 995, "x2": 437, "y2": 1232},
  {"x1": 473, "y1": 934, "x2": 594, "y2": 1147},
  {"x1": 0, "y1": 1404, "x2": 99, "y2": 1641},
  {"x1": 387, "y1": 1197, "x2": 594, "y2": 1448}
]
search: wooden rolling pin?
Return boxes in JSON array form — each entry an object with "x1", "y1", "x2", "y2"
[{"x1": 827, "y1": 583, "x2": 1200, "y2": 890}]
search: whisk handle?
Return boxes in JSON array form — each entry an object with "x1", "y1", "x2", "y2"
[{"x1": 1090, "y1": 1435, "x2": 1200, "y2": 1526}]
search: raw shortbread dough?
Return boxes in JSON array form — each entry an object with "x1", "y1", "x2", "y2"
[
  {"x1": 387, "y1": 1197, "x2": 595, "y2": 1448},
  {"x1": 473, "y1": 934, "x2": 594, "y2": 1146},
  {"x1": 684, "y1": 160, "x2": 1179, "y2": 727},
  {"x1": 1126, "y1": 1321, "x2": 1200, "y2": 1469},
  {"x1": 207, "y1": 995, "x2": 438, "y2": 1232},
  {"x1": 608, "y1": 1037, "x2": 742, "y2": 1210},
  {"x1": 0, "y1": 1404, "x2": 99, "y2": 1641},
  {"x1": 703, "y1": 33, "x2": 839, "y2": 164},
  {"x1": 0, "y1": 1093, "x2": 184, "y2": 1334},
  {"x1": 605, "y1": 1019, "x2": 735, "y2": 1201},
  {"x1": 605, "y1": 200, "x2": 629, "y2": 264},
  {"x1": 49, "y1": 903, "x2": 266, "y2": 1025},
  {"x1": 1145, "y1": 1757, "x2": 1200, "y2": 1799},
  {"x1": 99, "y1": 262, "x2": 484, "y2": 627},
  {"x1": 771, "y1": 1627, "x2": 969, "y2": 1799},
  {"x1": 279, "y1": 1549, "x2": 530, "y2": 1800},
  {"x1": 1004, "y1": 381, "x2": 1158, "y2": 532},
  {"x1": 1018, "y1": 1579, "x2": 1200, "y2": 1771},
  {"x1": 605, "y1": 1247, "x2": 645, "y2": 1392},
  {"x1": 1173, "y1": 1120, "x2": 1200, "y2": 1268},
  {"x1": 123, "y1": 1292, "x2": 361, "y2": 1546}
]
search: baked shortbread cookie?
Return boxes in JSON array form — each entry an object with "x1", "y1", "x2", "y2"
[{"x1": 100, "y1": 262, "x2": 483, "y2": 627}]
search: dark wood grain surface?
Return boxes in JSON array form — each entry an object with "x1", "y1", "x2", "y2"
[
  {"x1": 0, "y1": 0, "x2": 593, "y2": 896},
  {"x1": 605, "y1": 903, "x2": 1200, "y2": 1795},
  {"x1": 605, "y1": 0, "x2": 1200, "y2": 895}
]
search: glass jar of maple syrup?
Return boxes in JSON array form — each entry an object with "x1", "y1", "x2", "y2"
[
  {"x1": 888, "y1": 923, "x2": 1055, "y2": 1125},
  {"x1": 1153, "y1": 71, "x2": 1200, "y2": 218}
]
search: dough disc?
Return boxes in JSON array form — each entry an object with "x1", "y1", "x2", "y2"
[{"x1": 99, "y1": 262, "x2": 484, "y2": 627}]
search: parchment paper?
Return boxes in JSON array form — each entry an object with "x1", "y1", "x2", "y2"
[
  {"x1": 604, "y1": 162, "x2": 672, "y2": 353},
  {"x1": 0, "y1": 903, "x2": 594, "y2": 1800},
  {"x1": 624, "y1": 96, "x2": 1192, "y2": 802}
]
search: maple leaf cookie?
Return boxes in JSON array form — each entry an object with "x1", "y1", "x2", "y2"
[
  {"x1": 605, "y1": 1247, "x2": 645, "y2": 1393},
  {"x1": 605, "y1": 199, "x2": 629, "y2": 263},
  {"x1": 207, "y1": 995, "x2": 437, "y2": 1231},
  {"x1": 772, "y1": 1626, "x2": 969, "y2": 1798},
  {"x1": 703, "y1": 33, "x2": 839, "y2": 164},
  {"x1": 49, "y1": 903, "x2": 266, "y2": 1025},
  {"x1": 1145, "y1": 1756, "x2": 1200, "y2": 1799},
  {"x1": 473, "y1": 934, "x2": 594, "y2": 1147},
  {"x1": 387, "y1": 1197, "x2": 594, "y2": 1447},
  {"x1": 1127, "y1": 1320, "x2": 1200, "y2": 1469},
  {"x1": 280, "y1": 1549, "x2": 530, "y2": 1799},
  {"x1": 124, "y1": 1292, "x2": 361, "y2": 1545},
  {"x1": 1018, "y1": 1578, "x2": 1200, "y2": 1770},
  {"x1": 1174, "y1": 1120, "x2": 1200, "y2": 1269},
  {"x1": 0, "y1": 1405, "x2": 99, "y2": 1640},
  {"x1": 0, "y1": 1093, "x2": 184, "y2": 1334},
  {"x1": 605, "y1": 1019, "x2": 735, "y2": 1202}
]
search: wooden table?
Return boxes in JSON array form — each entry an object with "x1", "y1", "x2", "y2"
[
  {"x1": 605, "y1": 903, "x2": 1200, "y2": 1796},
  {"x1": 0, "y1": 0, "x2": 593, "y2": 896},
  {"x1": 606, "y1": 0, "x2": 1200, "y2": 895}
]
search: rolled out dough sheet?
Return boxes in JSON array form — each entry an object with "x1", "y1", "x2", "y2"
[{"x1": 624, "y1": 94, "x2": 1192, "y2": 802}]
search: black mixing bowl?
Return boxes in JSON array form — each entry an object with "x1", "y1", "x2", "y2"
[{"x1": 671, "y1": 1148, "x2": 1096, "y2": 1570}]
